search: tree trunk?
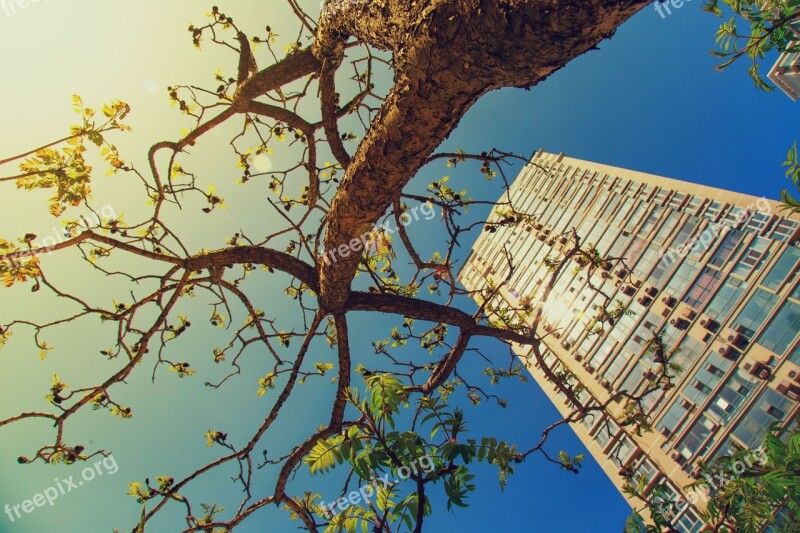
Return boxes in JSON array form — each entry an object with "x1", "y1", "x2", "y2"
[{"x1": 318, "y1": 0, "x2": 649, "y2": 311}]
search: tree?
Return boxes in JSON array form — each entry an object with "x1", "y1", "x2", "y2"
[
  {"x1": 623, "y1": 417, "x2": 800, "y2": 533},
  {"x1": 0, "y1": 1, "x2": 670, "y2": 531}
]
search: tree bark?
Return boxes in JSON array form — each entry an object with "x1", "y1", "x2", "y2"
[{"x1": 317, "y1": 0, "x2": 649, "y2": 311}]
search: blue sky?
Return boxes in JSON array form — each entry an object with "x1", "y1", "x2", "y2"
[{"x1": 0, "y1": 1, "x2": 797, "y2": 532}]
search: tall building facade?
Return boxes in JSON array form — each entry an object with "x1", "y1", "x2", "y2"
[
  {"x1": 768, "y1": 48, "x2": 800, "y2": 101},
  {"x1": 766, "y1": 1, "x2": 800, "y2": 100},
  {"x1": 459, "y1": 151, "x2": 800, "y2": 531}
]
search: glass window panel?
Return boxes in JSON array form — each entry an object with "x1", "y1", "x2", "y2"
[
  {"x1": 732, "y1": 288, "x2": 781, "y2": 339},
  {"x1": 732, "y1": 236, "x2": 771, "y2": 278},
  {"x1": 611, "y1": 198, "x2": 635, "y2": 227},
  {"x1": 745, "y1": 212, "x2": 771, "y2": 233},
  {"x1": 669, "y1": 217, "x2": 700, "y2": 252},
  {"x1": 672, "y1": 336, "x2": 706, "y2": 377},
  {"x1": 640, "y1": 206, "x2": 664, "y2": 236},
  {"x1": 791, "y1": 343, "x2": 800, "y2": 366},
  {"x1": 704, "y1": 201, "x2": 723, "y2": 220},
  {"x1": 635, "y1": 458, "x2": 660, "y2": 485},
  {"x1": 772, "y1": 219, "x2": 799, "y2": 241},
  {"x1": 677, "y1": 413, "x2": 716, "y2": 459},
  {"x1": 757, "y1": 299, "x2": 800, "y2": 356},
  {"x1": 657, "y1": 398, "x2": 690, "y2": 436},
  {"x1": 687, "y1": 196, "x2": 705, "y2": 214},
  {"x1": 654, "y1": 212, "x2": 682, "y2": 245},
  {"x1": 579, "y1": 412, "x2": 599, "y2": 431},
  {"x1": 667, "y1": 259, "x2": 700, "y2": 297},
  {"x1": 633, "y1": 244, "x2": 663, "y2": 279},
  {"x1": 669, "y1": 192, "x2": 686, "y2": 210},
  {"x1": 710, "y1": 369, "x2": 759, "y2": 425},
  {"x1": 609, "y1": 436, "x2": 636, "y2": 466},
  {"x1": 589, "y1": 192, "x2": 609, "y2": 217},
  {"x1": 762, "y1": 245, "x2": 800, "y2": 291},
  {"x1": 649, "y1": 252, "x2": 678, "y2": 289},
  {"x1": 684, "y1": 267, "x2": 724, "y2": 309},
  {"x1": 724, "y1": 206, "x2": 748, "y2": 227},
  {"x1": 708, "y1": 229, "x2": 744, "y2": 268},
  {"x1": 676, "y1": 509, "x2": 703, "y2": 533},
  {"x1": 731, "y1": 388, "x2": 795, "y2": 449},
  {"x1": 706, "y1": 277, "x2": 747, "y2": 322},
  {"x1": 590, "y1": 340, "x2": 618, "y2": 370},
  {"x1": 604, "y1": 350, "x2": 633, "y2": 383},
  {"x1": 654, "y1": 188, "x2": 669, "y2": 204},
  {"x1": 600, "y1": 194, "x2": 623, "y2": 222},
  {"x1": 594, "y1": 418, "x2": 620, "y2": 448}
]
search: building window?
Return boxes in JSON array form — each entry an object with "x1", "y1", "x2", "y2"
[
  {"x1": 633, "y1": 244, "x2": 663, "y2": 280},
  {"x1": 791, "y1": 343, "x2": 800, "y2": 366},
  {"x1": 600, "y1": 194, "x2": 623, "y2": 221},
  {"x1": 693, "y1": 380, "x2": 713, "y2": 396},
  {"x1": 589, "y1": 340, "x2": 618, "y2": 369},
  {"x1": 732, "y1": 236, "x2": 771, "y2": 278},
  {"x1": 654, "y1": 212, "x2": 682, "y2": 246},
  {"x1": 594, "y1": 418, "x2": 621, "y2": 449},
  {"x1": 724, "y1": 206, "x2": 748, "y2": 227},
  {"x1": 687, "y1": 196, "x2": 705, "y2": 214},
  {"x1": 762, "y1": 245, "x2": 800, "y2": 291},
  {"x1": 671, "y1": 217, "x2": 700, "y2": 250},
  {"x1": 756, "y1": 299, "x2": 800, "y2": 356},
  {"x1": 676, "y1": 509, "x2": 703, "y2": 533},
  {"x1": 657, "y1": 398, "x2": 690, "y2": 437},
  {"x1": 731, "y1": 388, "x2": 795, "y2": 449},
  {"x1": 669, "y1": 336, "x2": 706, "y2": 381},
  {"x1": 615, "y1": 178, "x2": 631, "y2": 194},
  {"x1": 745, "y1": 211, "x2": 772, "y2": 233},
  {"x1": 604, "y1": 350, "x2": 633, "y2": 383},
  {"x1": 668, "y1": 259, "x2": 701, "y2": 298},
  {"x1": 635, "y1": 458, "x2": 660, "y2": 485},
  {"x1": 589, "y1": 191, "x2": 610, "y2": 218},
  {"x1": 640, "y1": 206, "x2": 665, "y2": 236},
  {"x1": 704, "y1": 201, "x2": 724, "y2": 220},
  {"x1": 706, "y1": 277, "x2": 747, "y2": 321},
  {"x1": 732, "y1": 288, "x2": 781, "y2": 338},
  {"x1": 709, "y1": 229, "x2": 745, "y2": 268},
  {"x1": 771, "y1": 218, "x2": 799, "y2": 241},
  {"x1": 668, "y1": 192, "x2": 686, "y2": 210},
  {"x1": 684, "y1": 267, "x2": 724, "y2": 309},
  {"x1": 677, "y1": 413, "x2": 716, "y2": 460},
  {"x1": 579, "y1": 413, "x2": 599, "y2": 431},
  {"x1": 609, "y1": 435, "x2": 636, "y2": 466},
  {"x1": 708, "y1": 369, "x2": 759, "y2": 424}
]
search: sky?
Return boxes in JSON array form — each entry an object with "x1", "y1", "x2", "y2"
[{"x1": 0, "y1": 1, "x2": 798, "y2": 532}]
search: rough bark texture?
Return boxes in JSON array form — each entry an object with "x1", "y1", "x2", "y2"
[{"x1": 317, "y1": 0, "x2": 650, "y2": 311}]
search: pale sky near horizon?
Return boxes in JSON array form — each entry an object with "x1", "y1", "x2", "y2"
[{"x1": 1, "y1": 1, "x2": 799, "y2": 532}]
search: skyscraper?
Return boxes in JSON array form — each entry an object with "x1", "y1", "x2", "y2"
[
  {"x1": 459, "y1": 151, "x2": 800, "y2": 531},
  {"x1": 768, "y1": 48, "x2": 800, "y2": 101},
  {"x1": 766, "y1": 1, "x2": 800, "y2": 101}
]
